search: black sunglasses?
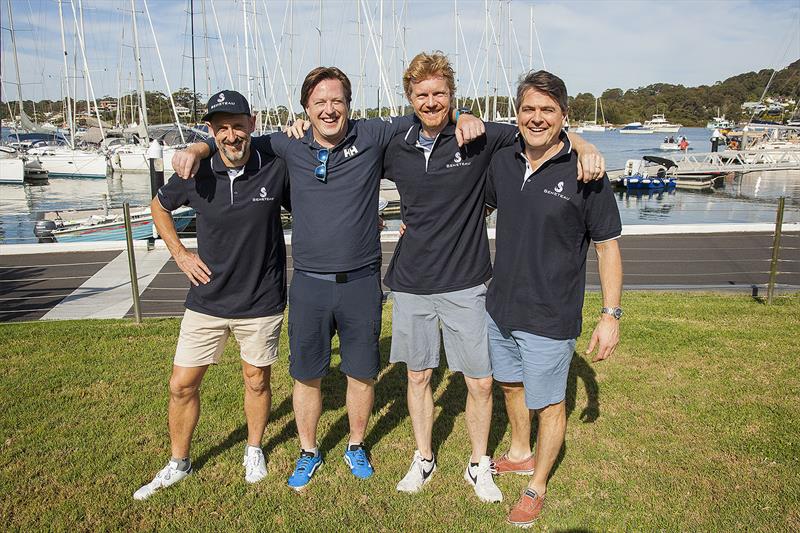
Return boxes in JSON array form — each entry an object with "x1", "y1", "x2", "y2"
[{"x1": 314, "y1": 148, "x2": 329, "y2": 183}]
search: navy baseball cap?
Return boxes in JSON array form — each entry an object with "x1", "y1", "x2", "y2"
[{"x1": 202, "y1": 90, "x2": 251, "y2": 121}]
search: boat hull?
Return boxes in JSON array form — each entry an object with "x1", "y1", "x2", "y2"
[
  {"x1": 0, "y1": 159, "x2": 24, "y2": 184},
  {"x1": 110, "y1": 148, "x2": 177, "y2": 173},
  {"x1": 625, "y1": 176, "x2": 677, "y2": 189},
  {"x1": 31, "y1": 152, "x2": 109, "y2": 178},
  {"x1": 52, "y1": 208, "x2": 195, "y2": 242}
]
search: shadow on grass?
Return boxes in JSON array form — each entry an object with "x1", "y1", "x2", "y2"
[
  {"x1": 548, "y1": 352, "x2": 600, "y2": 480},
  {"x1": 193, "y1": 390, "x2": 297, "y2": 472}
]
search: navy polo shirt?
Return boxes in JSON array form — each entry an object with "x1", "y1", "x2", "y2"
[
  {"x1": 382, "y1": 121, "x2": 517, "y2": 294},
  {"x1": 157, "y1": 149, "x2": 291, "y2": 318},
  {"x1": 206, "y1": 115, "x2": 416, "y2": 272},
  {"x1": 485, "y1": 134, "x2": 622, "y2": 340}
]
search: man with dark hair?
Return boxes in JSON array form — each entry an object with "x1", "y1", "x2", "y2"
[
  {"x1": 485, "y1": 70, "x2": 623, "y2": 526},
  {"x1": 171, "y1": 67, "x2": 485, "y2": 490},
  {"x1": 384, "y1": 52, "x2": 606, "y2": 503},
  {"x1": 134, "y1": 90, "x2": 290, "y2": 500}
]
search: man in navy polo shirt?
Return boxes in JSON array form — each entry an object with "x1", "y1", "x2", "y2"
[
  {"x1": 133, "y1": 91, "x2": 290, "y2": 501},
  {"x1": 383, "y1": 52, "x2": 606, "y2": 503},
  {"x1": 170, "y1": 67, "x2": 485, "y2": 490},
  {"x1": 484, "y1": 71, "x2": 623, "y2": 527}
]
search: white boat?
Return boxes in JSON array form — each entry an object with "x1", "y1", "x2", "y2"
[
  {"x1": 643, "y1": 114, "x2": 682, "y2": 133},
  {"x1": 34, "y1": 205, "x2": 195, "y2": 242},
  {"x1": 27, "y1": 145, "x2": 109, "y2": 178},
  {"x1": 0, "y1": 155, "x2": 24, "y2": 184},
  {"x1": 659, "y1": 139, "x2": 690, "y2": 151},
  {"x1": 110, "y1": 145, "x2": 177, "y2": 173},
  {"x1": 575, "y1": 98, "x2": 609, "y2": 133},
  {"x1": 0, "y1": 146, "x2": 48, "y2": 184},
  {"x1": 706, "y1": 109, "x2": 732, "y2": 129},
  {"x1": 619, "y1": 122, "x2": 654, "y2": 134}
]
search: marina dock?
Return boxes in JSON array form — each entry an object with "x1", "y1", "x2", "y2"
[{"x1": 2, "y1": 225, "x2": 798, "y2": 323}]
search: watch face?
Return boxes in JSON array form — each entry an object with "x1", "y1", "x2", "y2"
[{"x1": 613, "y1": 308, "x2": 623, "y2": 319}]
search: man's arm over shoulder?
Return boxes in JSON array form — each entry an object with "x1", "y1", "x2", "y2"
[{"x1": 172, "y1": 134, "x2": 280, "y2": 179}]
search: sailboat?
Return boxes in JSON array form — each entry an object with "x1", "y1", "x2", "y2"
[
  {"x1": 7, "y1": 0, "x2": 110, "y2": 178},
  {"x1": 574, "y1": 98, "x2": 608, "y2": 133}
]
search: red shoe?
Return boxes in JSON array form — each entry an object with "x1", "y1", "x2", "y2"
[
  {"x1": 490, "y1": 452, "x2": 535, "y2": 475},
  {"x1": 507, "y1": 488, "x2": 545, "y2": 528}
]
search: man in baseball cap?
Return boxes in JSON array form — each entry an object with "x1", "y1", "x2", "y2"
[
  {"x1": 135, "y1": 90, "x2": 291, "y2": 500},
  {"x1": 202, "y1": 90, "x2": 251, "y2": 122}
]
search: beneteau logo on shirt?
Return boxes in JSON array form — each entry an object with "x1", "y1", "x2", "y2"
[
  {"x1": 252, "y1": 187, "x2": 274, "y2": 202},
  {"x1": 446, "y1": 150, "x2": 471, "y2": 169},
  {"x1": 544, "y1": 181, "x2": 570, "y2": 200}
]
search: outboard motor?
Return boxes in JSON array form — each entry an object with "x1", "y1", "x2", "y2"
[{"x1": 34, "y1": 220, "x2": 57, "y2": 238}]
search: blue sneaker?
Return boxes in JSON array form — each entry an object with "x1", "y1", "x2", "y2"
[
  {"x1": 343, "y1": 444, "x2": 374, "y2": 479},
  {"x1": 287, "y1": 450, "x2": 323, "y2": 490}
]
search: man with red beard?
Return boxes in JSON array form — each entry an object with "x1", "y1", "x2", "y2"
[{"x1": 382, "y1": 52, "x2": 606, "y2": 503}]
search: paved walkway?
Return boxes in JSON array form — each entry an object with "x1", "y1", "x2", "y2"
[{"x1": 1, "y1": 226, "x2": 799, "y2": 323}]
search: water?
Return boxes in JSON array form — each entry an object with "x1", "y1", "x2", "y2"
[{"x1": 1, "y1": 128, "x2": 798, "y2": 244}]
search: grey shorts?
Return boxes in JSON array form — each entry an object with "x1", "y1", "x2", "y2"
[
  {"x1": 487, "y1": 313, "x2": 575, "y2": 410},
  {"x1": 389, "y1": 284, "x2": 491, "y2": 378}
]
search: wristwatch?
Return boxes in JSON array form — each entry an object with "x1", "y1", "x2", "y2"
[
  {"x1": 600, "y1": 307, "x2": 623, "y2": 320},
  {"x1": 454, "y1": 107, "x2": 473, "y2": 121}
]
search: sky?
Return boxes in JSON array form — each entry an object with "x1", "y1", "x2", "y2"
[{"x1": 2, "y1": 0, "x2": 799, "y2": 115}]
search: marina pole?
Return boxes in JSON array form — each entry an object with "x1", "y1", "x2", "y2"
[
  {"x1": 147, "y1": 140, "x2": 164, "y2": 243},
  {"x1": 766, "y1": 197, "x2": 785, "y2": 305},
  {"x1": 123, "y1": 203, "x2": 143, "y2": 324}
]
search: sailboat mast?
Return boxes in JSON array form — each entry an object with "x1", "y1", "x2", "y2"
[
  {"x1": 200, "y1": 0, "x2": 211, "y2": 98},
  {"x1": 131, "y1": 0, "x2": 149, "y2": 135},
  {"x1": 454, "y1": 0, "x2": 458, "y2": 109},
  {"x1": 190, "y1": 0, "x2": 197, "y2": 123},
  {"x1": 6, "y1": 0, "x2": 26, "y2": 125},
  {"x1": 243, "y1": 0, "x2": 252, "y2": 105}
]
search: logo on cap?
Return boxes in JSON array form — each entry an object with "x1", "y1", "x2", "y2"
[{"x1": 217, "y1": 93, "x2": 225, "y2": 103}]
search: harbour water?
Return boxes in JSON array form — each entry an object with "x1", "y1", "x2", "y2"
[{"x1": 0, "y1": 127, "x2": 798, "y2": 244}]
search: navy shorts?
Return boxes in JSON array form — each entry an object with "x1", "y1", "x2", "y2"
[{"x1": 288, "y1": 266, "x2": 382, "y2": 381}]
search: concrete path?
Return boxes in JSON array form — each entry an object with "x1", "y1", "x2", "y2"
[{"x1": 42, "y1": 248, "x2": 172, "y2": 320}]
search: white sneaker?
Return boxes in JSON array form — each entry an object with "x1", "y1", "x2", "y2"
[
  {"x1": 133, "y1": 460, "x2": 191, "y2": 501},
  {"x1": 464, "y1": 456, "x2": 503, "y2": 503},
  {"x1": 396, "y1": 450, "x2": 436, "y2": 493},
  {"x1": 243, "y1": 446, "x2": 267, "y2": 484}
]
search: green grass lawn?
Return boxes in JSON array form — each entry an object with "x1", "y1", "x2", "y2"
[{"x1": 1, "y1": 293, "x2": 799, "y2": 531}]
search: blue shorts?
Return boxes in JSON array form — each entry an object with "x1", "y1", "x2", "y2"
[
  {"x1": 487, "y1": 313, "x2": 575, "y2": 410},
  {"x1": 288, "y1": 266, "x2": 382, "y2": 381}
]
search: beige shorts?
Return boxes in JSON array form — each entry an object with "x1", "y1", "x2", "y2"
[{"x1": 174, "y1": 309, "x2": 284, "y2": 368}]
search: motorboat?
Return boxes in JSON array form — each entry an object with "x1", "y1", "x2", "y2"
[
  {"x1": 34, "y1": 205, "x2": 195, "y2": 242},
  {"x1": 643, "y1": 114, "x2": 682, "y2": 133},
  {"x1": 620, "y1": 122, "x2": 654, "y2": 134},
  {"x1": 659, "y1": 137, "x2": 691, "y2": 151},
  {"x1": 623, "y1": 155, "x2": 678, "y2": 189},
  {"x1": 706, "y1": 113, "x2": 732, "y2": 129}
]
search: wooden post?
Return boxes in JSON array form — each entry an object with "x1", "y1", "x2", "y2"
[
  {"x1": 123, "y1": 202, "x2": 142, "y2": 323},
  {"x1": 767, "y1": 197, "x2": 785, "y2": 305}
]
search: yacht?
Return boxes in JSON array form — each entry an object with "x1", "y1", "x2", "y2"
[
  {"x1": 643, "y1": 114, "x2": 682, "y2": 133},
  {"x1": 706, "y1": 116, "x2": 732, "y2": 129},
  {"x1": 619, "y1": 122, "x2": 654, "y2": 134}
]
